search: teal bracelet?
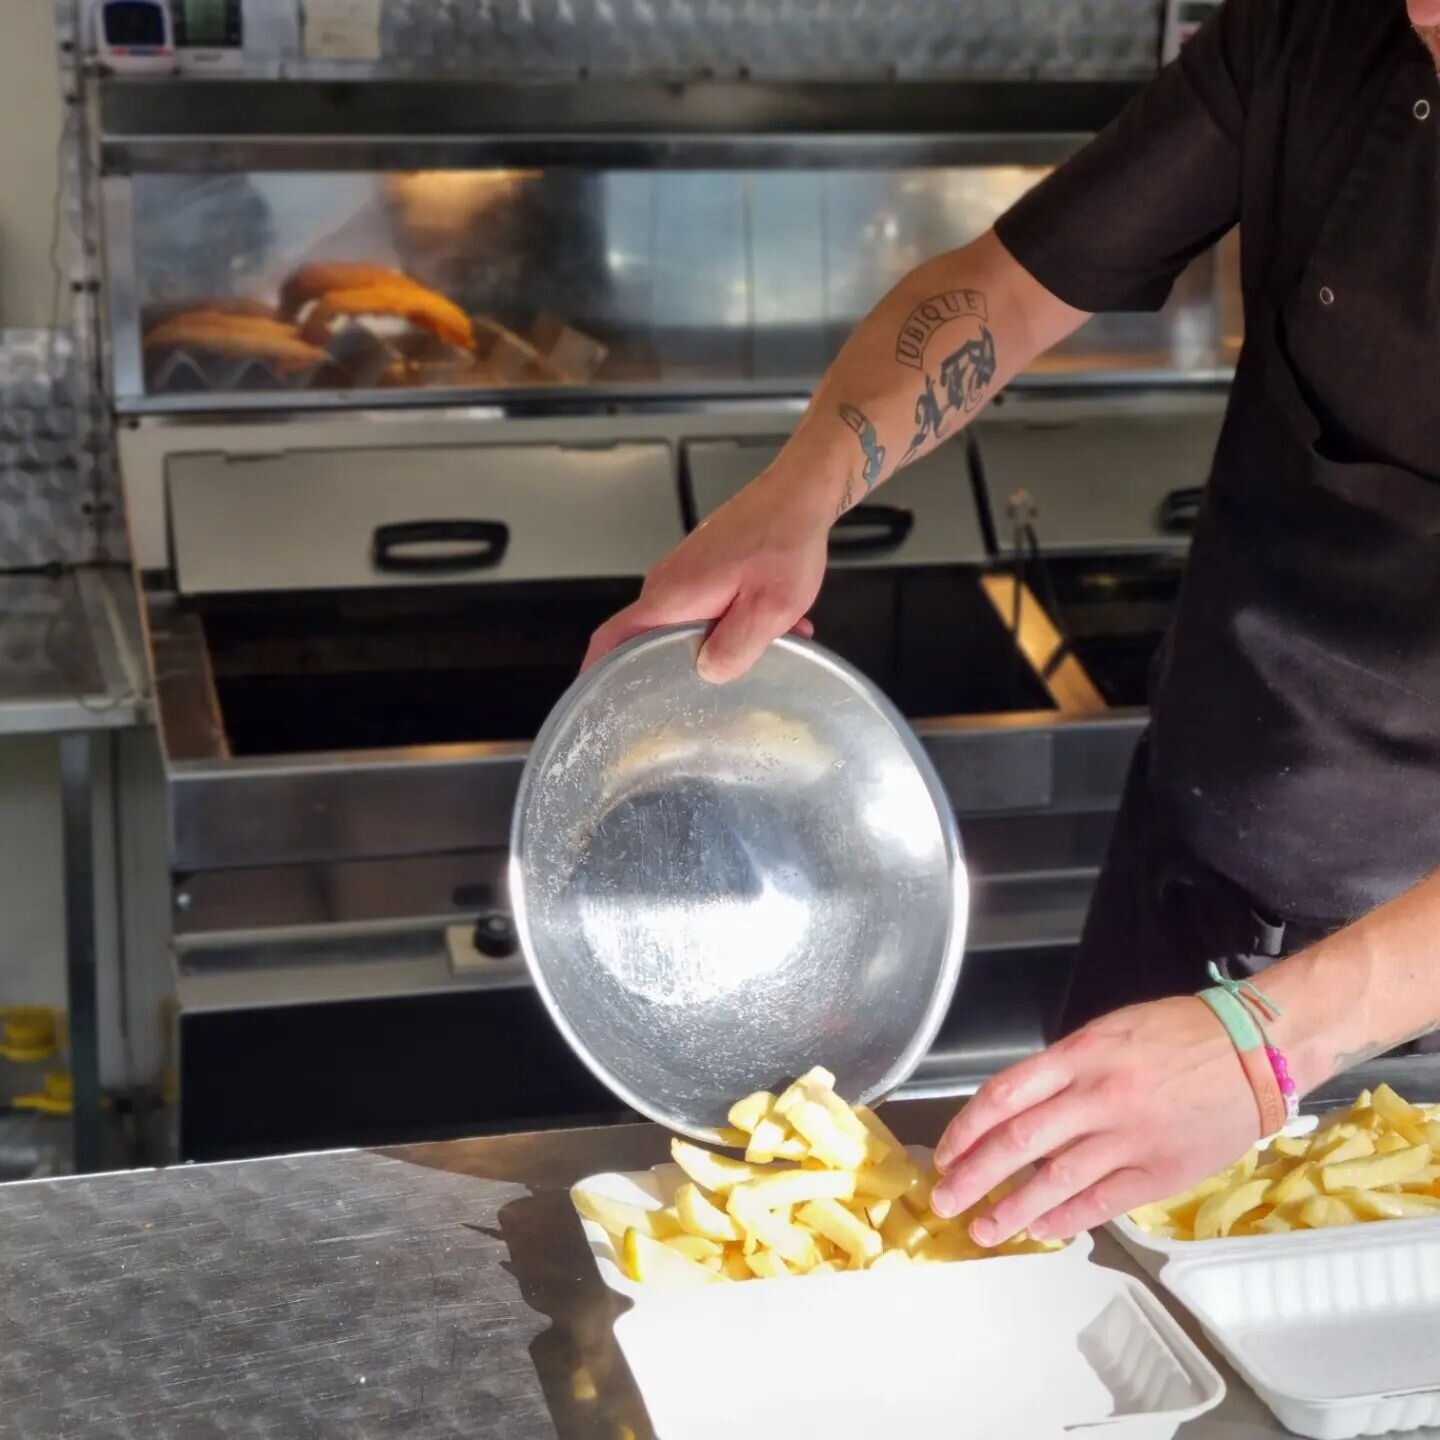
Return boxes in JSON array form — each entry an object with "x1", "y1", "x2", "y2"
[
  {"x1": 1197, "y1": 984, "x2": 1263, "y2": 1052},
  {"x1": 1197, "y1": 964, "x2": 1299, "y2": 1134}
]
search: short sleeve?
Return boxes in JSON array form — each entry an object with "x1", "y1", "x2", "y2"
[{"x1": 995, "y1": 0, "x2": 1273, "y2": 313}]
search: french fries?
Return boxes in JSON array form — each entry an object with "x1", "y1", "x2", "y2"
[
  {"x1": 670, "y1": 1140, "x2": 782, "y2": 1194},
  {"x1": 622, "y1": 1229, "x2": 722, "y2": 1286},
  {"x1": 573, "y1": 1188, "x2": 683, "y2": 1242},
  {"x1": 728, "y1": 1091, "x2": 773, "y2": 1133},
  {"x1": 575, "y1": 1066, "x2": 1064, "y2": 1286},
  {"x1": 1321, "y1": 1144, "x2": 1430, "y2": 1194},
  {"x1": 1128, "y1": 1085, "x2": 1440, "y2": 1242},
  {"x1": 1193, "y1": 1178, "x2": 1271, "y2": 1241},
  {"x1": 675, "y1": 1182, "x2": 741, "y2": 1242},
  {"x1": 798, "y1": 1197, "x2": 884, "y2": 1266}
]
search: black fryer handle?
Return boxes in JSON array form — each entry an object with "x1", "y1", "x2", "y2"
[
  {"x1": 1157, "y1": 487, "x2": 1203, "y2": 536},
  {"x1": 371, "y1": 520, "x2": 510, "y2": 574},
  {"x1": 829, "y1": 504, "x2": 915, "y2": 556}
]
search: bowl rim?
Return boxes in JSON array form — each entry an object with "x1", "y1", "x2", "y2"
[{"x1": 509, "y1": 623, "x2": 969, "y2": 1141}]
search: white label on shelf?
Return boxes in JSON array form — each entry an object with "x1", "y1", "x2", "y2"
[{"x1": 302, "y1": 0, "x2": 382, "y2": 61}]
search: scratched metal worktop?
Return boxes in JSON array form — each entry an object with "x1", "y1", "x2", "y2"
[{"x1": 1, "y1": 1091, "x2": 1433, "y2": 1439}]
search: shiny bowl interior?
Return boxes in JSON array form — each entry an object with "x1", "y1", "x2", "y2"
[{"x1": 510, "y1": 626, "x2": 968, "y2": 1141}]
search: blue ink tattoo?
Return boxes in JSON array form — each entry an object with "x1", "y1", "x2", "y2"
[
  {"x1": 838, "y1": 403, "x2": 887, "y2": 492},
  {"x1": 902, "y1": 327, "x2": 997, "y2": 464}
]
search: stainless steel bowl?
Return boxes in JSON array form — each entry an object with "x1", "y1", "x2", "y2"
[{"x1": 511, "y1": 626, "x2": 968, "y2": 1141}]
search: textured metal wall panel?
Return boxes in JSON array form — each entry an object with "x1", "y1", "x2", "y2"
[
  {"x1": 83, "y1": 0, "x2": 1163, "y2": 80},
  {"x1": 0, "y1": 331, "x2": 88, "y2": 567},
  {"x1": 0, "y1": 332, "x2": 125, "y2": 567},
  {"x1": 22, "y1": 2, "x2": 129, "y2": 567},
  {"x1": 376, "y1": 0, "x2": 1164, "y2": 81}
]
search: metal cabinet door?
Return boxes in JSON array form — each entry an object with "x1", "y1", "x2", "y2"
[{"x1": 168, "y1": 441, "x2": 685, "y2": 594}]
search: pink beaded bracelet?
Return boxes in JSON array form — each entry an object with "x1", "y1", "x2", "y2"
[{"x1": 1265, "y1": 1043, "x2": 1301, "y2": 1123}]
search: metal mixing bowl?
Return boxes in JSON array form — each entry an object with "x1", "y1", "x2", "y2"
[{"x1": 510, "y1": 626, "x2": 968, "y2": 1141}]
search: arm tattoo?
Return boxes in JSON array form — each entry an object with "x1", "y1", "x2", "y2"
[
  {"x1": 901, "y1": 328, "x2": 997, "y2": 465},
  {"x1": 893, "y1": 289, "x2": 998, "y2": 466},
  {"x1": 836, "y1": 470, "x2": 857, "y2": 518},
  {"x1": 837, "y1": 404, "x2": 887, "y2": 492},
  {"x1": 895, "y1": 289, "x2": 990, "y2": 369},
  {"x1": 1333, "y1": 1019, "x2": 1440, "y2": 1072}
]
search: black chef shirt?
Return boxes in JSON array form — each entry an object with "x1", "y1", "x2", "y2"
[{"x1": 995, "y1": 0, "x2": 1440, "y2": 926}]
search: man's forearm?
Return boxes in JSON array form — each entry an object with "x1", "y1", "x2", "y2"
[
  {"x1": 1265, "y1": 869, "x2": 1440, "y2": 1093},
  {"x1": 776, "y1": 230, "x2": 1090, "y2": 520}
]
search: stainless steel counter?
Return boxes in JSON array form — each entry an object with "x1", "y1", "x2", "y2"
[{"x1": 1, "y1": 1097, "x2": 1414, "y2": 1439}]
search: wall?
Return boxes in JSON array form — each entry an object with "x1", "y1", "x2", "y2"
[
  {"x1": 0, "y1": 740, "x2": 65, "y2": 1011},
  {"x1": 0, "y1": 5, "x2": 106, "y2": 570},
  {"x1": 0, "y1": 730, "x2": 148, "y2": 1092},
  {"x1": 0, "y1": 10, "x2": 145, "y2": 1094},
  {"x1": 0, "y1": 0, "x2": 61, "y2": 984},
  {"x1": 0, "y1": 7, "x2": 72, "y2": 1033},
  {"x1": 0, "y1": 0, "x2": 69, "y2": 329}
]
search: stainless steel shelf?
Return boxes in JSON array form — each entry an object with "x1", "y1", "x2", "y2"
[
  {"x1": 0, "y1": 569, "x2": 146, "y2": 737},
  {"x1": 99, "y1": 78, "x2": 1141, "y2": 172}
]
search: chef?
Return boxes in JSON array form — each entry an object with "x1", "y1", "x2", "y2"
[{"x1": 587, "y1": 0, "x2": 1440, "y2": 1244}]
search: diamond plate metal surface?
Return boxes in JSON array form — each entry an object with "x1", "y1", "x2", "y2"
[
  {"x1": 0, "y1": 330, "x2": 124, "y2": 568},
  {"x1": 16, "y1": 3, "x2": 129, "y2": 568},
  {"x1": 0, "y1": 330, "x2": 86, "y2": 568},
  {"x1": 82, "y1": 0, "x2": 1162, "y2": 79}
]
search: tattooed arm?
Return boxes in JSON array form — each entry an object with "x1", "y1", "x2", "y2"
[
  {"x1": 1264, "y1": 870, "x2": 1440, "y2": 1088},
  {"x1": 585, "y1": 231, "x2": 1088, "y2": 679},
  {"x1": 814, "y1": 232, "x2": 1087, "y2": 517}
]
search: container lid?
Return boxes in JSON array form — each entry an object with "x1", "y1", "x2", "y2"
[{"x1": 1162, "y1": 1216, "x2": 1440, "y2": 1406}]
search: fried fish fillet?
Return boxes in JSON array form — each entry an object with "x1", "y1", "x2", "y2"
[
  {"x1": 280, "y1": 263, "x2": 475, "y2": 351},
  {"x1": 296, "y1": 282, "x2": 475, "y2": 352},
  {"x1": 142, "y1": 310, "x2": 329, "y2": 371},
  {"x1": 278, "y1": 262, "x2": 411, "y2": 318}
]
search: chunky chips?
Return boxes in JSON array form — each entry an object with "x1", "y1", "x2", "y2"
[
  {"x1": 575, "y1": 1066, "x2": 1062, "y2": 1285},
  {"x1": 1128, "y1": 1086, "x2": 1440, "y2": 1242}
]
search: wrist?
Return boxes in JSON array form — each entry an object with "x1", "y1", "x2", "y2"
[
  {"x1": 1272, "y1": 1007, "x2": 1337, "y2": 1100},
  {"x1": 754, "y1": 424, "x2": 853, "y2": 528},
  {"x1": 1195, "y1": 982, "x2": 1294, "y2": 1136},
  {"x1": 1238, "y1": 870, "x2": 1440, "y2": 1099},
  {"x1": 1262, "y1": 937, "x2": 1369, "y2": 1098}
]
